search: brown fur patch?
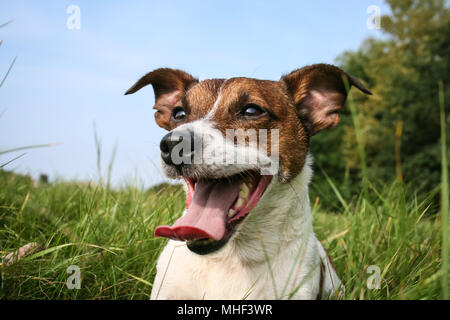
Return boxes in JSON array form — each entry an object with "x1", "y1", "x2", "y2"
[
  {"x1": 206, "y1": 77, "x2": 309, "y2": 182},
  {"x1": 125, "y1": 68, "x2": 198, "y2": 130},
  {"x1": 182, "y1": 79, "x2": 226, "y2": 123},
  {"x1": 125, "y1": 65, "x2": 371, "y2": 182},
  {"x1": 281, "y1": 64, "x2": 371, "y2": 136}
]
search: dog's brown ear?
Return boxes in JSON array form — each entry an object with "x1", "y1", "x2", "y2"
[
  {"x1": 125, "y1": 68, "x2": 198, "y2": 130},
  {"x1": 281, "y1": 64, "x2": 371, "y2": 136}
]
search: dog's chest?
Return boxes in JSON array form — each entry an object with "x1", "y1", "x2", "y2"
[{"x1": 153, "y1": 242, "x2": 261, "y2": 299}]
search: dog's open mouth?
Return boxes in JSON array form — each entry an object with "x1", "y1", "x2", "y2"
[{"x1": 154, "y1": 171, "x2": 272, "y2": 254}]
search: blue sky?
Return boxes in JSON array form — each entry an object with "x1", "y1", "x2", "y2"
[{"x1": 0, "y1": 0, "x2": 387, "y2": 187}]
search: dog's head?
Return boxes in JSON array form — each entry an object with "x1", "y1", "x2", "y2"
[{"x1": 126, "y1": 64, "x2": 371, "y2": 255}]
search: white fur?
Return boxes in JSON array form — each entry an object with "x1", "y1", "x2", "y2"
[
  {"x1": 151, "y1": 155, "x2": 343, "y2": 300},
  {"x1": 161, "y1": 119, "x2": 277, "y2": 180},
  {"x1": 204, "y1": 91, "x2": 223, "y2": 120}
]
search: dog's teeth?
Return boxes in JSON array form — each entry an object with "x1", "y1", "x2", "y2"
[
  {"x1": 232, "y1": 183, "x2": 251, "y2": 211},
  {"x1": 228, "y1": 209, "x2": 235, "y2": 218},
  {"x1": 234, "y1": 197, "x2": 244, "y2": 209},
  {"x1": 239, "y1": 183, "x2": 250, "y2": 198}
]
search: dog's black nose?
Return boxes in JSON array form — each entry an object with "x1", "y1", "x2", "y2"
[
  {"x1": 160, "y1": 131, "x2": 196, "y2": 166},
  {"x1": 160, "y1": 132, "x2": 178, "y2": 162}
]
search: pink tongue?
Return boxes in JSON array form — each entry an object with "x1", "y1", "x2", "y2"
[{"x1": 154, "y1": 179, "x2": 241, "y2": 241}]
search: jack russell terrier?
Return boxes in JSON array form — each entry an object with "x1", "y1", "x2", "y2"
[{"x1": 125, "y1": 64, "x2": 371, "y2": 299}]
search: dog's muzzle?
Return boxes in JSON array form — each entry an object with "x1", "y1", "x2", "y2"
[{"x1": 159, "y1": 131, "x2": 197, "y2": 167}]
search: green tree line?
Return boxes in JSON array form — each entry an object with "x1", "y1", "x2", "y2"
[{"x1": 310, "y1": 0, "x2": 450, "y2": 208}]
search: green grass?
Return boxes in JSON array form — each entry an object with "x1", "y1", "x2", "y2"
[
  {"x1": 0, "y1": 86, "x2": 447, "y2": 299},
  {"x1": 0, "y1": 169, "x2": 446, "y2": 299},
  {"x1": 0, "y1": 28, "x2": 447, "y2": 298},
  {"x1": 313, "y1": 181, "x2": 443, "y2": 299},
  {"x1": 0, "y1": 173, "x2": 185, "y2": 299},
  {"x1": 439, "y1": 80, "x2": 449, "y2": 300}
]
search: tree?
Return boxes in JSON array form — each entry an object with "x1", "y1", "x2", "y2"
[{"x1": 310, "y1": 0, "x2": 450, "y2": 204}]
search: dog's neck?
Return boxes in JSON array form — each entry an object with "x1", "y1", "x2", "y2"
[{"x1": 214, "y1": 155, "x2": 314, "y2": 265}]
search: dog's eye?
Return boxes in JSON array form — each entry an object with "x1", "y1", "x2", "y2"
[
  {"x1": 172, "y1": 107, "x2": 186, "y2": 122},
  {"x1": 240, "y1": 104, "x2": 266, "y2": 119}
]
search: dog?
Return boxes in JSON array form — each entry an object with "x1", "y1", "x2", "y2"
[{"x1": 125, "y1": 64, "x2": 371, "y2": 299}]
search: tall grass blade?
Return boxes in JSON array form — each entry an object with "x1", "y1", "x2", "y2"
[
  {"x1": 317, "y1": 163, "x2": 350, "y2": 213},
  {"x1": 439, "y1": 80, "x2": 449, "y2": 300},
  {"x1": 106, "y1": 141, "x2": 118, "y2": 189},
  {"x1": 0, "y1": 152, "x2": 26, "y2": 168},
  {"x1": 0, "y1": 20, "x2": 14, "y2": 29},
  {"x1": 115, "y1": 266, "x2": 152, "y2": 287},
  {"x1": 0, "y1": 56, "x2": 17, "y2": 89},
  {"x1": 93, "y1": 121, "x2": 103, "y2": 184},
  {"x1": 0, "y1": 143, "x2": 61, "y2": 155},
  {"x1": 343, "y1": 76, "x2": 368, "y2": 197}
]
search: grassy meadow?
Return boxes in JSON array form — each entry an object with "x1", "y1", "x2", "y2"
[
  {"x1": 0, "y1": 84, "x2": 448, "y2": 300},
  {"x1": 1, "y1": 1, "x2": 449, "y2": 300},
  {"x1": 0, "y1": 159, "x2": 447, "y2": 299},
  {"x1": 0, "y1": 86, "x2": 449, "y2": 300}
]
